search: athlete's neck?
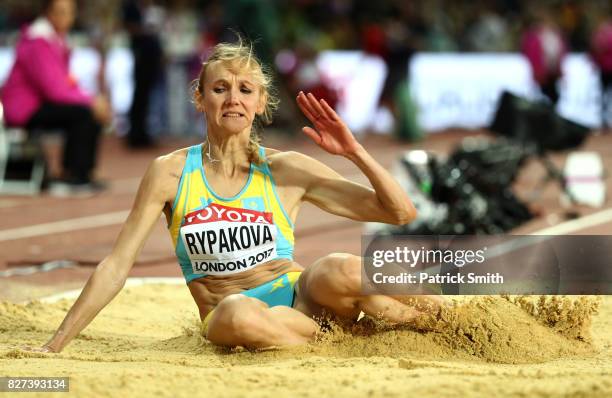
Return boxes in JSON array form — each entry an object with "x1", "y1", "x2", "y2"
[{"x1": 203, "y1": 132, "x2": 250, "y2": 175}]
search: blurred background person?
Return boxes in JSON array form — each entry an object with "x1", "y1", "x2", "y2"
[
  {"x1": 464, "y1": 1, "x2": 512, "y2": 52},
  {"x1": 0, "y1": 0, "x2": 111, "y2": 195},
  {"x1": 590, "y1": 10, "x2": 612, "y2": 131},
  {"x1": 284, "y1": 39, "x2": 339, "y2": 113},
  {"x1": 163, "y1": 0, "x2": 201, "y2": 137},
  {"x1": 222, "y1": 0, "x2": 281, "y2": 66},
  {"x1": 122, "y1": 0, "x2": 164, "y2": 148},
  {"x1": 364, "y1": 2, "x2": 423, "y2": 141},
  {"x1": 521, "y1": 6, "x2": 568, "y2": 105}
]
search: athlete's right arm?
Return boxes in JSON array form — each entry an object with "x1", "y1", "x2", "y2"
[{"x1": 33, "y1": 156, "x2": 178, "y2": 353}]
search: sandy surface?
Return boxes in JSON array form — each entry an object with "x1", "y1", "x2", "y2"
[{"x1": 0, "y1": 284, "x2": 610, "y2": 398}]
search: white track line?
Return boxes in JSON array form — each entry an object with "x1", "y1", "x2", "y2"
[
  {"x1": 0, "y1": 211, "x2": 130, "y2": 242},
  {"x1": 531, "y1": 207, "x2": 612, "y2": 235},
  {"x1": 27, "y1": 277, "x2": 185, "y2": 304},
  {"x1": 0, "y1": 200, "x2": 20, "y2": 209}
]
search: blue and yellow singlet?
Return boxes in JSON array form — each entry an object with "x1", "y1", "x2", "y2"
[{"x1": 168, "y1": 144, "x2": 296, "y2": 283}]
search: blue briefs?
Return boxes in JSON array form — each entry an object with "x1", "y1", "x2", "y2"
[{"x1": 201, "y1": 271, "x2": 301, "y2": 334}]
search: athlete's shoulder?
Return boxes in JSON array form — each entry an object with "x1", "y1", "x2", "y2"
[
  {"x1": 150, "y1": 147, "x2": 189, "y2": 178},
  {"x1": 265, "y1": 148, "x2": 316, "y2": 168},
  {"x1": 141, "y1": 147, "x2": 190, "y2": 201},
  {"x1": 264, "y1": 149, "x2": 325, "y2": 187}
]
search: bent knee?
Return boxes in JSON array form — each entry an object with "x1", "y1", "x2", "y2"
[
  {"x1": 206, "y1": 295, "x2": 267, "y2": 345},
  {"x1": 304, "y1": 254, "x2": 363, "y2": 316},
  {"x1": 320, "y1": 253, "x2": 362, "y2": 294}
]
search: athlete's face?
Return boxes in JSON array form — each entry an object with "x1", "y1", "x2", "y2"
[
  {"x1": 201, "y1": 61, "x2": 265, "y2": 135},
  {"x1": 46, "y1": 0, "x2": 76, "y2": 35}
]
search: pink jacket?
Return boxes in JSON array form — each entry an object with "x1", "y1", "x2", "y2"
[
  {"x1": 590, "y1": 21, "x2": 612, "y2": 73},
  {"x1": 0, "y1": 18, "x2": 92, "y2": 127},
  {"x1": 521, "y1": 26, "x2": 567, "y2": 84}
]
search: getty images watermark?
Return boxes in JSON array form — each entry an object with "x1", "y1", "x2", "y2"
[{"x1": 361, "y1": 235, "x2": 612, "y2": 295}]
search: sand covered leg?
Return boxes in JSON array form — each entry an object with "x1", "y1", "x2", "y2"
[
  {"x1": 297, "y1": 253, "x2": 441, "y2": 324},
  {"x1": 391, "y1": 294, "x2": 449, "y2": 312},
  {"x1": 357, "y1": 294, "x2": 426, "y2": 323},
  {"x1": 206, "y1": 294, "x2": 319, "y2": 348}
]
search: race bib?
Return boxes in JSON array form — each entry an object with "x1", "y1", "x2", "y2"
[{"x1": 179, "y1": 203, "x2": 277, "y2": 276}]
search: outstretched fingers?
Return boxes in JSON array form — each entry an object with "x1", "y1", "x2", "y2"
[
  {"x1": 302, "y1": 126, "x2": 322, "y2": 144},
  {"x1": 319, "y1": 98, "x2": 339, "y2": 121},
  {"x1": 297, "y1": 91, "x2": 335, "y2": 124},
  {"x1": 297, "y1": 91, "x2": 339, "y2": 145},
  {"x1": 297, "y1": 92, "x2": 323, "y2": 144},
  {"x1": 306, "y1": 92, "x2": 327, "y2": 120},
  {"x1": 296, "y1": 91, "x2": 318, "y2": 122}
]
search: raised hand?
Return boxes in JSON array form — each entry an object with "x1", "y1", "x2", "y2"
[{"x1": 296, "y1": 91, "x2": 361, "y2": 156}]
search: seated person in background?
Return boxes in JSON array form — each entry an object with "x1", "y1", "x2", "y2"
[{"x1": 0, "y1": 0, "x2": 112, "y2": 196}]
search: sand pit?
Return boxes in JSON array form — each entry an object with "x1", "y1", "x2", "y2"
[{"x1": 1, "y1": 284, "x2": 611, "y2": 397}]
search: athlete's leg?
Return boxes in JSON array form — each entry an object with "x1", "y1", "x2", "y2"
[
  {"x1": 294, "y1": 253, "x2": 446, "y2": 324},
  {"x1": 206, "y1": 294, "x2": 319, "y2": 348},
  {"x1": 390, "y1": 294, "x2": 448, "y2": 312}
]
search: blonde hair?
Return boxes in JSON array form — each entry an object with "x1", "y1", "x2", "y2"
[{"x1": 192, "y1": 39, "x2": 279, "y2": 165}]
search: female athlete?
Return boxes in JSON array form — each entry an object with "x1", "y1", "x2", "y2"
[{"x1": 30, "y1": 40, "x2": 444, "y2": 352}]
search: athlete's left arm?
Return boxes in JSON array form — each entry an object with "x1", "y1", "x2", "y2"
[{"x1": 293, "y1": 91, "x2": 417, "y2": 225}]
